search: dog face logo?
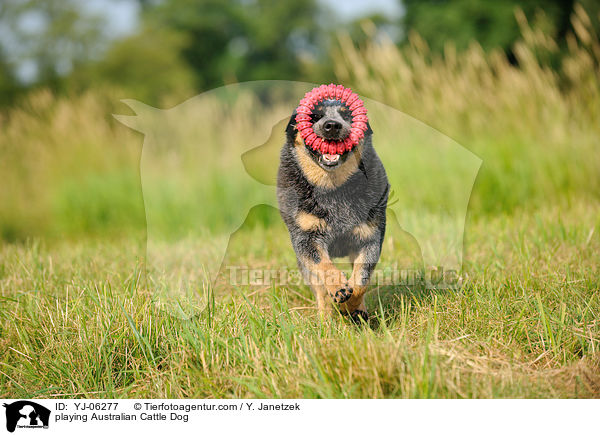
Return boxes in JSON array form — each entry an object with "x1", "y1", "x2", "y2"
[{"x1": 3, "y1": 401, "x2": 50, "y2": 432}]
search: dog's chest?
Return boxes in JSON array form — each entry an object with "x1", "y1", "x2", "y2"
[{"x1": 313, "y1": 183, "x2": 372, "y2": 233}]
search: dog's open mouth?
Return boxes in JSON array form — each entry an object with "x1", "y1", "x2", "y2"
[{"x1": 320, "y1": 153, "x2": 341, "y2": 167}]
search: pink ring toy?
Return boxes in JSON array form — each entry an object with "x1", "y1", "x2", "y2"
[{"x1": 295, "y1": 84, "x2": 368, "y2": 155}]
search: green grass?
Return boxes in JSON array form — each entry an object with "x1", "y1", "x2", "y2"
[{"x1": 1, "y1": 200, "x2": 598, "y2": 398}]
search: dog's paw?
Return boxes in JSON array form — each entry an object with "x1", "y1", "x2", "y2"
[
  {"x1": 331, "y1": 283, "x2": 353, "y2": 303},
  {"x1": 350, "y1": 309, "x2": 369, "y2": 324}
]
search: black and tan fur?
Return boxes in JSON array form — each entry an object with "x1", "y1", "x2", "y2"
[{"x1": 277, "y1": 98, "x2": 389, "y2": 322}]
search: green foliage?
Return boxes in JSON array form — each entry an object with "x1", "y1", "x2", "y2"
[
  {"x1": 143, "y1": 0, "x2": 325, "y2": 90},
  {"x1": 0, "y1": 0, "x2": 108, "y2": 90},
  {"x1": 70, "y1": 26, "x2": 195, "y2": 105},
  {"x1": 1, "y1": 1, "x2": 599, "y2": 105},
  {"x1": 402, "y1": 0, "x2": 560, "y2": 53},
  {"x1": 0, "y1": 47, "x2": 19, "y2": 106},
  {"x1": 402, "y1": 0, "x2": 600, "y2": 57}
]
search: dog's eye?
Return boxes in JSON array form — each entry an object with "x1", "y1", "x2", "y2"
[{"x1": 311, "y1": 113, "x2": 323, "y2": 122}]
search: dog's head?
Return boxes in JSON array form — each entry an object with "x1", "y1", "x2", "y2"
[{"x1": 286, "y1": 88, "x2": 372, "y2": 172}]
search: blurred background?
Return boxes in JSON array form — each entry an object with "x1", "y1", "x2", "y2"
[{"x1": 0, "y1": 0, "x2": 598, "y2": 242}]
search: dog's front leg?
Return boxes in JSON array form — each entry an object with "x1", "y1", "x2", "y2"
[
  {"x1": 295, "y1": 241, "x2": 352, "y2": 314},
  {"x1": 342, "y1": 242, "x2": 382, "y2": 321}
]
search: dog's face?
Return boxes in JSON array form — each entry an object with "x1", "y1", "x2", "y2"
[{"x1": 287, "y1": 98, "x2": 371, "y2": 171}]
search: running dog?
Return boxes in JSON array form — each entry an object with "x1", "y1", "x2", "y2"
[{"x1": 277, "y1": 85, "x2": 389, "y2": 322}]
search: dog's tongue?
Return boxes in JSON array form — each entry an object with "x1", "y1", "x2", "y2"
[{"x1": 322, "y1": 153, "x2": 340, "y2": 163}]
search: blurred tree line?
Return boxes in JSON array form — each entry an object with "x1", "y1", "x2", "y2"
[
  {"x1": 0, "y1": 0, "x2": 598, "y2": 106},
  {"x1": 403, "y1": 0, "x2": 599, "y2": 63}
]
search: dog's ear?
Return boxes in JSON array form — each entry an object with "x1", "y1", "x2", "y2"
[
  {"x1": 366, "y1": 121, "x2": 373, "y2": 135},
  {"x1": 285, "y1": 110, "x2": 298, "y2": 142}
]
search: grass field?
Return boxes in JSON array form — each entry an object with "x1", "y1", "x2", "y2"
[
  {"x1": 0, "y1": 201, "x2": 598, "y2": 398},
  {"x1": 1, "y1": 8, "x2": 599, "y2": 398}
]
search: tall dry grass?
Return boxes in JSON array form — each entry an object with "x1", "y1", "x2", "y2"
[{"x1": 334, "y1": 5, "x2": 600, "y2": 214}]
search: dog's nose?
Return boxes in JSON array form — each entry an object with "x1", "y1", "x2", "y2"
[{"x1": 323, "y1": 120, "x2": 342, "y2": 133}]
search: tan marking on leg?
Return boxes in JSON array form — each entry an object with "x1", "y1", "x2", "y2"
[
  {"x1": 341, "y1": 252, "x2": 370, "y2": 314},
  {"x1": 301, "y1": 246, "x2": 348, "y2": 306},
  {"x1": 296, "y1": 211, "x2": 326, "y2": 232},
  {"x1": 315, "y1": 292, "x2": 333, "y2": 316},
  {"x1": 293, "y1": 135, "x2": 362, "y2": 190},
  {"x1": 349, "y1": 251, "x2": 369, "y2": 295},
  {"x1": 298, "y1": 255, "x2": 329, "y2": 315},
  {"x1": 352, "y1": 221, "x2": 378, "y2": 240}
]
